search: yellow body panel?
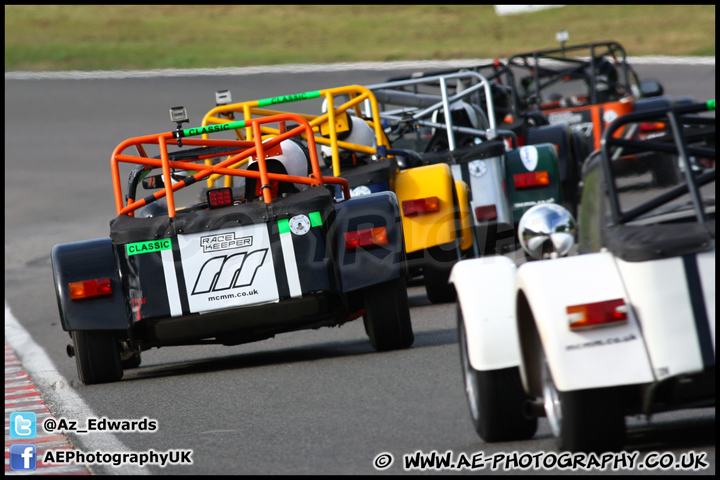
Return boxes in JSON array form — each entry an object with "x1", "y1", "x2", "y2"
[
  {"x1": 394, "y1": 163, "x2": 457, "y2": 254},
  {"x1": 455, "y1": 180, "x2": 473, "y2": 251}
]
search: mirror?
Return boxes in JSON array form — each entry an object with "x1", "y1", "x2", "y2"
[
  {"x1": 518, "y1": 203, "x2": 576, "y2": 260},
  {"x1": 639, "y1": 79, "x2": 664, "y2": 98},
  {"x1": 142, "y1": 171, "x2": 189, "y2": 190}
]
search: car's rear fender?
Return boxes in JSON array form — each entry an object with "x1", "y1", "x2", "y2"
[
  {"x1": 614, "y1": 249, "x2": 715, "y2": 380},
  {"x1": 393, "y1": 163, "x2": 457, "y2": 254},
  {"x1": 51, "y1": 237, "x2": 130, "y2": 331},
  {"x1": 527, "y1": 124, "x2": 574, "y2": 183},
  {"x1": 515, "y1": 251, "x2": 654, "y2": 396},
  {"x1": 331, "y1": 191, "x2": 406, "y2": 292},
  {"x1": 451, "y1": 155, "x2": 513, "y2": 228},
  {"x1": 505, "y1": 143, "x2": 563, "y2": 224},
  {"x1": 450, "y1": 255, "x2": 521, "y2": 371}
]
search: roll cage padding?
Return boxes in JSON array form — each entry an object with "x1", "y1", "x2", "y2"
[{"x1": 603, "y1": 220, "x2": 715, "y2": 262}]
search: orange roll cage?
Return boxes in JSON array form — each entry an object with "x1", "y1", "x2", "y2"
[{"x1": 111, "y1": 113, "x2": 350, "y2": 218}]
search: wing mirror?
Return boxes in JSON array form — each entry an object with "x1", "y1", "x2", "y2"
[
  {"x1": 518, "y1": 203, "x2": 576, "y2": 260},
  {"x1": 142, "y1": 171, "x2": 189, "y2": 190},
  {"x1": 639, "y1": 79, "x2": 664, "y2": 98}
]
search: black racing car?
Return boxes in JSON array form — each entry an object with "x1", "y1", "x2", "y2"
[{"x1": 51, "y1": 109, "x2": 413, "y2": 385}]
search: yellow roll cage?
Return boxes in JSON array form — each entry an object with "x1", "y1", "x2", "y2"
[{"x1": 200, "y1": 85, "x2": 392, "y2": 187}]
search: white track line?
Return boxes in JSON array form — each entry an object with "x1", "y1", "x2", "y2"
[
  {"x1": 4, "y1": 57, "x2": 714, "y2": 81},
  {"x1": 4, "y1": 302, "x2": 149, "y2": 475}
]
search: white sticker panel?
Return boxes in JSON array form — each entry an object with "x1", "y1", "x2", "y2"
[
  {"x1": 177, "y1": 224, "x2": 279, "y2": 313},
  {"x1": 519, "y1": 146, "x2": 538, "y2": 171}
]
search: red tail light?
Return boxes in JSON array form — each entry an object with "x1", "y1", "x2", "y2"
[
  {"x1": 207, "y1": 188, "x2": 233, "y2": 208},
  {"x1": 567, "y1": 299, "x2": 628, "y2": 330},
  {"x1": 639, "y1": 122, "x2": 666, "y2": 132},
  {"x1": 69, "y1": 278, "x2": 112, "y2": 300},
  {"x1": 475, "y1": 205, "x2": 498, "y2": 221},
  {"x1": 402, "y1": 197, "x2": 440, "y2": 217},
  {"x1": 344, "y1": 227, "x2": 388, "y2": 250},
  {"x1": 513, "y1": 171, "x2": 550, "y2": 189}
]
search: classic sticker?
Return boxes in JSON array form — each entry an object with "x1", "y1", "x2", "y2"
[{"x1": 126, "y1": 239, "x2": 172, "y2": 256}]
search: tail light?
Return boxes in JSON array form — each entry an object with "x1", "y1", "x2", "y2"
[
  {"x1": 513, "y1": 171, "x2": 549, "y2": 189},
  {"x1": 475, "y1": 205, "x2": 498, "y2": 221},
  {"x1": 69, "y1": 278, "x2": 112, "y2": 300},
  {"x1": 402, "y1": 197, "x2": 440, "y2": 217},
  {"x1": 567, "y1": 299, "x2": 628, "y2": 330},
  {"x1": 207, "y1": 188, "x2": 233, "y2": 208},
  {"x1": 345, "y1": 227, "x2": 388, "y2": 250},
  {"x1": 639, "y1": 122, "x2": 666, "y2": 132}
]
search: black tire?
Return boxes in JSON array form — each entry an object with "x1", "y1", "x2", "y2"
[
  {"x1": 458, "y1": 307, "x2": 537, "y2": 442},
  {"x1": 362, "y1": 277, "x2": 414, "y2": 351},
  {"x1": 541, "y1": 349, "x2": 626, "y2": 453},
  {"x1": 121, "y1": 350, "x2": 142, "y2": 370},
  {"x1": 72, "y1": 330, "x2": 123, "y2": 385},
  {"x1": 424, "y1": 245, "x2": 459, "y2": 304}
]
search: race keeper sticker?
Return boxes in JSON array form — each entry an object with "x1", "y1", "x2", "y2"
[
  {"x1": 176, "y1": 224, "x2": 279, "y2": 313},
  {"x1": 126, "y1": 239, "x2": 172, "y2": 256}
]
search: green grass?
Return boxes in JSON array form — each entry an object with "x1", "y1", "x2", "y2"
[{"x1": 4, "y1": 5, "x2": 715, "y2": 71}]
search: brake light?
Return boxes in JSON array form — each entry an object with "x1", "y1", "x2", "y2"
[
  {"x1": 207, "y1": 188, "x2": 233, "y2": 208},
  {"x1": 513, "y1": 171, "x2": 549, "y2": 189},
  {"x1": 639, "y1": 122, "x2": 666, "y2": 132},
  {"x1": 402, "y1": 197, "x2": 440, "y2": 216},
  {"x1": 344, "y1": 227, "x2": 388, "y2": 250},
  {"x1": 567, "y1": 299, "x2": 628, "y2": 330},
  {"x1": 475, "y1": 205, "x2": 498, "y2": 221},
  {"x1": 69, "y1": 278, "x2": 112, "y2": 300}
]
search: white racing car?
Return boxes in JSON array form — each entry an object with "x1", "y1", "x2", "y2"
[{"x1": 450, "y1": 100, "x2": 715, "y2": 452}]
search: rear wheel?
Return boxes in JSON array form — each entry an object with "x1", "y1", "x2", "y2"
[
  {"x1": 363, "y1": 277, "x2": 414, "y2": 351},
  {"x1": 458, "y1": 307, "x2": 537, "y2": 441},
  {"x1": 424, "y1": 245, "x2": 459, "y2": 304},
  {"x1": 541, "y1": 349, "x2": 626, "y2": 452},
  {"x1": 72, "y1": 330, "x2": 123, "y2": 385}
]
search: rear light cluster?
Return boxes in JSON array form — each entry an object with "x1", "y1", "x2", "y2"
[
  {"x1": 475, "y1": 205, "x2": 497, "y2": 221},
  {"x1": 639, "y1": 122, "x2": 666, "y2": 132},
  {"x1": 567, "y1": 298, "x2": 628, "y2": 330},
  {"x1": 513, "y1": 171, "x2": 549, "y2": 189},
  {"x1": 69, "y1": 278, "x2": 112, "y2": 300},
  {"x1": 402, "y1": 196, "x2": 440, "y2": 217},
  {"x1": 207, "y1": 188, "x2": 234, "y2": 209},
  {"x1": 344, "y1": 227, "x2": 388, "y2": 250}
]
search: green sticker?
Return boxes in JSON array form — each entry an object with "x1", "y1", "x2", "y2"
[
  {"x1": 182, "y1": 120, "x2": 247, "y2": 137},
  {"x1": 257, "y1": 90, "x2": 321, "y2": 107},
  {"x1": 707, "y1": 99, "x2": 715, "y2": 111},
  {"x1": 309, "y1": 211, "x2": 322, "y2": 227},
  {"x1": 278, "y1": 218, "x2": 290, "y2": 235},
  {"x1": 126, "y1": 239, "x2": 172, "y2": 256}
]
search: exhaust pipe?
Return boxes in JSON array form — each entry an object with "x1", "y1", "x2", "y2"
[
  {"x1": 524, "y1": 399, "x2": 545, "y2": 419},
  {"x1": 66, "y1": 344, "x2": 75, "y2": 358}
]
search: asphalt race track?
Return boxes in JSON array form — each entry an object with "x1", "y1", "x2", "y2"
[{"x1": 4, "y1": 63, "x2": 715, "y2": 475}]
